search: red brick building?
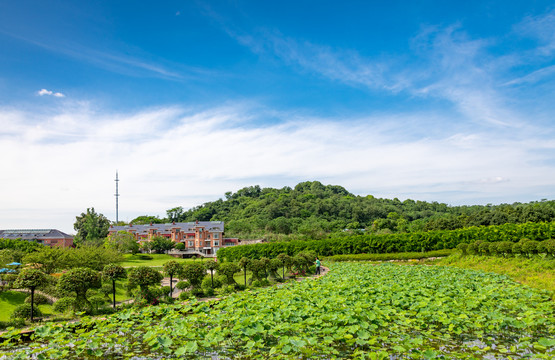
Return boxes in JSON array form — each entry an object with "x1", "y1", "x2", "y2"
[
  {"x1": 108, "y1": 221, "x2": 238, "y2": 256},
  {"x1": 0, "y1": 229, "x2": 74, "y2": 247}
]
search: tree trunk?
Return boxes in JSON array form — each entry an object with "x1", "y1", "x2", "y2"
[
  {"x1": 112, "y1": 280, "x2": 116, "y2": 309},
  {"x1": 169, "y1": 275, "x2": 173, "y2": 296},
  {"x1": 30, "y1": 288, "x2": 35, "y2": 322}
]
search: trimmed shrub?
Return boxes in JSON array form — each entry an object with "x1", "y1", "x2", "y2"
[
  {"x1": 543, "y1": 239, "x2": 555, "y2": 256},
  {"x1": 496, "y1": 241, "x2": 513, "y2": 257},
  {"x1": 176, "y1": 281, "x2": 190, "y2": 290},
  {"x1": 53, "y1": 297, "x2": 76, "y2": 313},
  {"x1": 456, "y1": 243, "x2": 468, "y2": 255},
  {"x1": 178, "y1": 291, "x2": 191, "y2": 301},
  {"x1": 202, "y1": 276, "x2": 221, "y2": 291},
  {"x1": 11, "y1": 304, "x2": 42, "y2": 320},
  {"x1": 25, "y1": 293, "x2": 50, "y2": 305},
  {"x1": 478, "y1": 241, "x2": 491, "y2": 255},
  {"x1": 522, "y1": 240, "x2": 540, "y2": 256},
  {"x1": 191, "y1": 287, "x2": 204, "y2": 297}
]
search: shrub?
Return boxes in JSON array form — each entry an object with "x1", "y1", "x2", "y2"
[
  {"x1": 53, "y1": 297, "x2": 76, "y2": 313},
  {"x1": 89, "y1": 295, "x2": 106, "y2": 313},
  {"x1": 456, "y1": 243, "x2": 468, "y2": 255},
  {"x1": 178, "y1": 291, "x2": 191, "y2": 301},
  {"x1": 180, "y1": 262, "x2": 206, "y2": 288},
  {"x1": 202, "y1": 276, "x2": 221, "y2": 291},
  {"x1": 176, "y1": 281, "x2": 190, "y2": 290},
  {"x1": 521, "y1": 240, "x2": 540, "y2": 256},
  {"x1": 496, "y1": 241, "x2": 513, "y2": 257},
  {"x1": 543, "y1": 239, "x2": 555, "y2": 256},
  {"x1": 138, "y1": 254, "x2": 153, "y2": 260},
  {"x1": 160, "y1": 285, "x2": 171, "y2": 296},
  {"x1": 25, "y1": 293, "x2": 50, "y2": 305},
  {"x1": 203, "y1": 287, "x2": 215, "y2": 297},
  {"x1": 252, "y1": 279, "x2": 270, "y2": 288},
  {"x1": 191, "y1": 287, "x2": 204, "y2": 297},
  {"x1": 478, "y1": 241, "x2": 491, "y2": 256},
  {"x1": 11, "y1": 304, "x2": 42, "y2": 320}
]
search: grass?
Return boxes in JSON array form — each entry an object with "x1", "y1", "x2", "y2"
[
  {"x1": 438, "y1": 254, "x2": 555, "y2": 299},
  {"x1": 0, "y1": 291, "x2": 54, "y2": 321},
  {"x1": 120, "y1": 254, "x2": 198, "y2": 267}
]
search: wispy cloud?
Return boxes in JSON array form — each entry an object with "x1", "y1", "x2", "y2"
[
  {"x1": 1, "y1": 30, "x2": 206, "y2": 81},
  {"x1": 37, "y1": 88, "x2": 65, "y2": 97},
  {"x1": 1, "y1": 102, "x2": 553, "y2": 232}
]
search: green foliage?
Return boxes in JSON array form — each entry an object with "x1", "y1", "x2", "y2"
[
  {"x1": 157, "y1": 181, "x2": 555, "y2": 238},
  {"x1": 104, "y1": 231, "x2": 139, "y2": 254},
  {"x1": 127, "y1": 266, "x2": 163, "y2": 301},
  {"x1": 218, "y1": 262, "x2": 239, "y2": 285},
  {"x1": 73, "y1": 207, "x2": 111, "y2": 245},
  {"x1": 53, "y1": 297, "x2": 75, "y2": 313},
  {"x1": 218, "y1": 221, "x2": 555, "y2": 261},
  {"x1": 4, "y1": 263, "x2": 554, "y2": 359},
  {"x1": 22, "y1": 245, "x2": 122, "y2": 273},
  {"x1": 151, "y1": 236, "x2": 174, "y2": 254},
  {"x1": 102, "y1": 263, "x2": 126, "y2": 309},
  {"x1": 178, "y1": 291, "x2": 191, "y2": 301},
  {"x1": 202, "y1": 276, "x2": 222, "y2": 290},
  {"x1": 0, "y1": 238, "x2": 42, "y2": 252},
  {"x1": 325, "y1": 249, "x2": 454, "y2": 262},
  {"x1": 24, "y1": 293, "x2": 49, "y2": 305},
  {"x1": 179, "y1": 262, "x2": 205, "y2": 288},
  {"x1": 174, "y1": 242, "x2": 185, "y2": 250},
  {"x1": 176, "y1": 280, "x2": 190, "y2": 290},
  {"x1": 11, "y1": 303, "x2": 42, "y2": 320},
  {"x1": 15, "y1": 268, "x2": 46, "y2": 291},
  {"x1": 57, "y1": 267, "x2": 102, "y2": 311}
]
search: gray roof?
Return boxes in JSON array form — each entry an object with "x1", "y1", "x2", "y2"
[
  {"x1": 109, "y1": 221, "x2": 224, "y2": 235},
  {"x1": 0, "y1": 229, "x2": 73, "y2": 240}
]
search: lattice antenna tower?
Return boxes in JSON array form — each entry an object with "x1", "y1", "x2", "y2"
[{"x1": 115, "y1": 171, "x2": 120, "y2": 224}]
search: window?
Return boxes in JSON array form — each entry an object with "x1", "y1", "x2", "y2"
[
  {"x1": 214, "y1": 241, "x2": 219, "y2": 246},
  {"x1": 214, "y1": 233, "x2": 220, "y2": 239},
  {"x1": 188, "y1": 241, "x2": 193, "y2": 247}
]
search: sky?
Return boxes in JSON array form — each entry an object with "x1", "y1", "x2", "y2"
[{"x1": 1, "y1": 1, "x2": 554, "y2": 234}]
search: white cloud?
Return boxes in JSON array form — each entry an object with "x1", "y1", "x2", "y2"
[
  {"x1": 0, "y1": 102, "x2": 553, "y2": 234},
  {"x1": 37, "y1": 88, "x2": 65, "y2": 97}
]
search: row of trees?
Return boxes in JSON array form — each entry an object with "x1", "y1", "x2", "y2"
[
  {"x1": 217, "y1": 221, "x2": 555, "y2": 261},
  {"x1": 458, "y1": 239, "x2": 555, "y2": 257}
]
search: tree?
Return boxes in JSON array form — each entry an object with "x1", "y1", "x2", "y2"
[
  {"x1": 15, "y1": 268, "x2": 46, "y2": 322},
  {"x1": 74, "y1": 208, "x2": 111, "y2": 246},
  {"x1": 104, "y1": 231, "x2": 139, "y2": 254},
  {"x1": 203, "y1": 260, "x2": 219, "y2": 289},
  {"x1": 102, "y1": 264, "x2": 126, "y2": 309},
  {"x1": 166, "y1": 206, "x2": 184, "y2": 222},
  {"x1": 163, "y1": 261, "x2": 182, "y2": 297},
  {"x1": 218, "y1": 262, "x2": 239, "y2": 286},
  {"x1": 151, "y1": 236, "x2": 174, "y2": 254},
  {"x1": 57, "y1": 267, "x2": 102, "y2": 311},
  {"x1": 179, "y1": 262, "x2": 206, "y2": 288},
  {"x1": 238, "y1": 257, "x2": 250, "y2": 287},
  {"x1": 276, "y1": 253, "x2": 292, "y2": 279},
  {"x1": 127, "y1": 266, "x2": 163, "y2": 302}
]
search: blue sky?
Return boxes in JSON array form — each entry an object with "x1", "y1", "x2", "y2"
[{"x1": 1, "y1": 1, "x2": 554, "y2": 233}]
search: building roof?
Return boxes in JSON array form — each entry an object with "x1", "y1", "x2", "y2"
[
  {"x1": 109, "y1": 221, "x2": 224, "y2": 235},
  {"x1": 0, "y1": 229, "x2": 74, "y2": 240}
]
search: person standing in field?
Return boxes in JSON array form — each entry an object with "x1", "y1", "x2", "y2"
[{"x1": 315, "y1": 257, "x2": 321, "y2": 275}]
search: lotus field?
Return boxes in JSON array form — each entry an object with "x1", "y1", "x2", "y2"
[{"x1": 1, "y1": 263, "x2": 554, "y2": 359}]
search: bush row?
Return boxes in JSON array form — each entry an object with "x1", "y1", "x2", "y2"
[
  {"x1": 457, "y1": 239, "x2": 555, "y2": 257},
  {"x1": 323, "y1": 249, "x2": 454, "y2": 262},
  {"x1": 217, "y1": 221, "x2": 555, "y2": 261}
]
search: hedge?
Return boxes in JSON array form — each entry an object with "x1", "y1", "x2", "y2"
[{"x1": 217, "y1": 221, "x2": 555, "y2": 261}]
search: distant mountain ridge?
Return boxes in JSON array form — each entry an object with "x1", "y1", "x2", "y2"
[{"x1": 132, "y1": 181, "x2": 555, "y2": 239}]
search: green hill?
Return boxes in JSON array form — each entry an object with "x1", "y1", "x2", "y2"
[{"x1": 132, "y1": 181, "x2": 555, "y2": 239}]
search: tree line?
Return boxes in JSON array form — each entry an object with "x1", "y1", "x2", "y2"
[{"x1": 133, "y1": 181, "x2": 554, "y2": 239}]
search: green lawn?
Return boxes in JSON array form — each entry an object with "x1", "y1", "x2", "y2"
[
  {"x1": 120, "y1": 254, "x2": 198, "y2": 267},
  {"x1": 0, "y1": 291, "x2": 54, "y2": 321}
]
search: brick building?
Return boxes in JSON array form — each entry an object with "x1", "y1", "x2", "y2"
[
  {"x1": 108, "y1": 221, "x2": 238, "y2": 256},
  {"x1": 0, "y1": 229, "x2": 74, "y2": 247}
]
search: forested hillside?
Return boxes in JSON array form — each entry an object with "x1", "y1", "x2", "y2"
[{"x1": 132, "y1": 181, "x2": 555, "y2": 239}]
